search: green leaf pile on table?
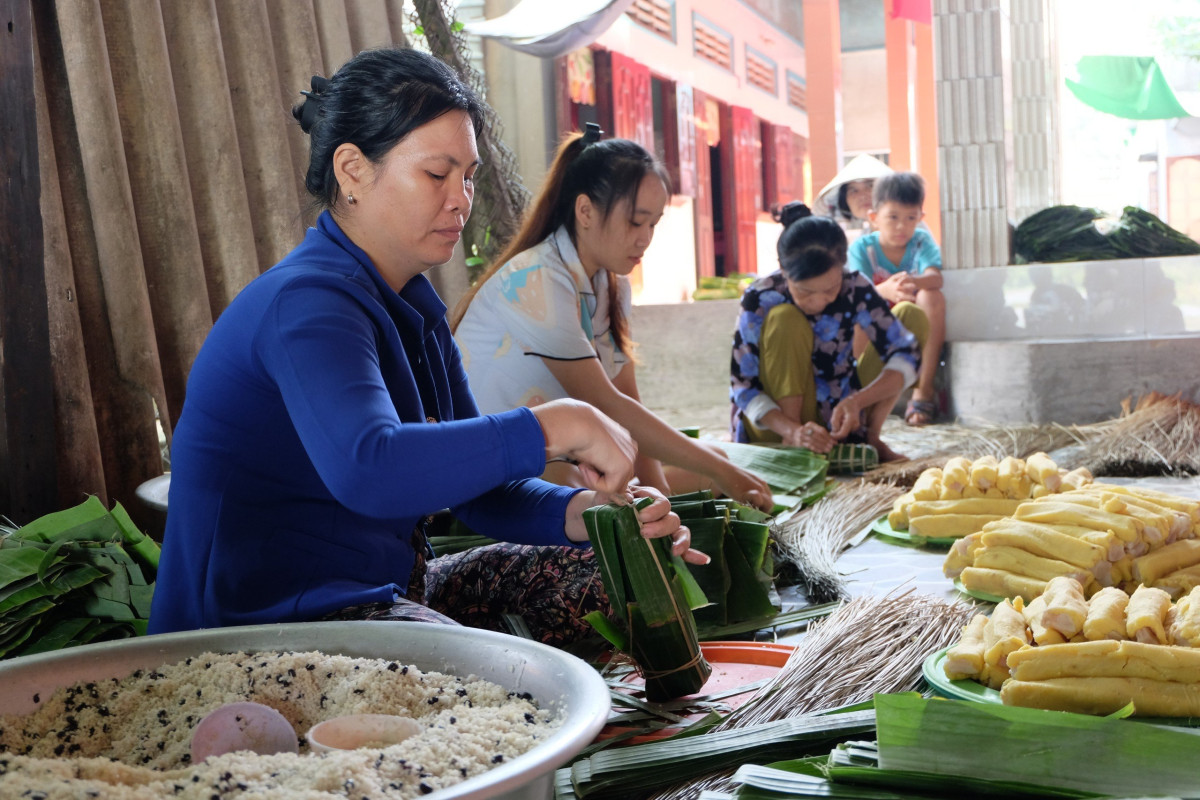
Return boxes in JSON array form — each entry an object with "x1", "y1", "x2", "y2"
[
  {"x1": 0, "y1": 496, "x2": 160, "y2": 659},
  {"x1": 560, "y1": 693, "x2": 1200, "y2": 799}
]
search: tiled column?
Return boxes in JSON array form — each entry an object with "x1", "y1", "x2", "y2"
[
  {"x1": 803, "y1": 0, "x2": 843, "y2": 192},
  {"x1": 933, "y1": 0, "x2": 1012, "y2": 269},
  {"x1": 1010, "y1": 0, "x2": 1060, "y2": 223}
]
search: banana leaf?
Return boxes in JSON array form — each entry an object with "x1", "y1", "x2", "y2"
[
  {"x1": 0, "y1": 496, "x2": 159, "y2": 659},
  {"x1": 585, "y1": 500, "x2": 711, "y2": 701},
  {"x1": 722, "y1": 531, "x2": 779, "y2": 622},
  {"x1": 698, "y1": 603, "x2": 838, "y2": 641},
  {"x1": 672, "y1": 499, "x2": 722, "y2": 519},
  {"x1": 566, "y1": 709, "x2": 877, "y2": 799},
  {"x1": 875, "y1": 693, "x2": 1200, "y2": 797},
  {"x1": 686, "y1": 517, "x2": 731, "y2": 627},
  {"x1": 715, "y1": 442, "x2": 829, "y2": 495},
  {"x1": 20, "y1": 617, "x2": 98, "y2": 656},
  {"x1": 0, "y1": 548, "x2": 44, "y2": 586}
]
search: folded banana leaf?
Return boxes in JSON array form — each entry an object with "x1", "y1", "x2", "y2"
[
  {"x1": 669, "y1": 492, "x2": 780, "y2": 632},
  {"x1": 715, "y1": 442, "x2": 829, "y2": 496},
  {"x1": 585, "y1": 499, "x2": 712, "y2": 701}
]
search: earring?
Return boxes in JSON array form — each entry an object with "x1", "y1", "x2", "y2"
[{"x1": 347, "y1": 193, "x2": 357, "y2": 205}]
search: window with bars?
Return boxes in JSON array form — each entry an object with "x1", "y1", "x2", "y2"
[
  {"x1": 786, "y1": 70, "x2": 807, "y2": 111},
  {"x1": 692, "y1": 13, "x2": 733, "y2": 72},
  {"x1": 626, "y1": 0, "x2": 675, "y2": 41},
  {"x1": 745, "y1": 46, "x2": 777, "y2": 96}
]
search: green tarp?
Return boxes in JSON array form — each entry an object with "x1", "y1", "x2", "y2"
[{"x1": 1065, "y1": 55, "x2": 1192, "y2": 120}]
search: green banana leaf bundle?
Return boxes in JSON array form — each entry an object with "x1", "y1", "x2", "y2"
[
  {"x1": 670, "y1": 491, "x2": 779, "y2": 629},
  {"x1": 717, "y1": 692, "x2": 1200, "y2": 798},
  {"x1": 0, "y1": 496, "x2": 160, "y2": 660},
  {"x1": 1014, "y1": 203, "x2": 1200, "y2": 264},
  {"x1": 584, "y1": 498, "x2": 712, "y2": 701},
  {"x1": 824, "y1": 443, "x2": 879, "y2": 475}
]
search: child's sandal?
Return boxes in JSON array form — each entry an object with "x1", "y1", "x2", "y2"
[{"x1": 905, "y1": 399, "x2": 937, "y2": 427}]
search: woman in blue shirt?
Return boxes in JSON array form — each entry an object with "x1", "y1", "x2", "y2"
[{"x1": 148, "y1": 48, "x2": 696, "y2": 644}]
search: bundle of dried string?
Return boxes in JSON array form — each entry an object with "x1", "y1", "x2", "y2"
[
  {"x1": 1070, "y1": 392, "x2": 1200, "y2": 476},
  {"x1": 773, "y1": 479, "x2": 904, "y2": 603},
  {"x1": 646, "y1": 590, "x2": 976, "y2": 800}
]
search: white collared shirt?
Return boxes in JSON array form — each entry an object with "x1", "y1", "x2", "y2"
[{"x1": 456, "y1": 226, "x2": 630, "y2": 414}]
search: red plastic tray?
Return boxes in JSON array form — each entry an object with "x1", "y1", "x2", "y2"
[{"x1": 598, "y1": 640, "x2": 795, "y2": 744}]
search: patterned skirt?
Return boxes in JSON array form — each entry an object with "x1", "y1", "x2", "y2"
[{"x1": 322, "y1": 543, "x2": 611, "y2": 647}]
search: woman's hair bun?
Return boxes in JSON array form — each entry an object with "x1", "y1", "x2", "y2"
[
  {"x1": 294, "y1": 75, "x2": 331, "y2": 134},
  {"x1": 774, "y1": 201, "x2": 812, "y2": 228}
]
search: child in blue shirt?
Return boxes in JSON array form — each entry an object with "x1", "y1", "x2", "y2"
[{"x1": 847, "y1": 172, "x2": 945, "y2": 426}]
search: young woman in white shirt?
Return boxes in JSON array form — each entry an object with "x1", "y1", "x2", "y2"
[{"x1": 452, "y1": 125, "x2": 771, "y2": 512}]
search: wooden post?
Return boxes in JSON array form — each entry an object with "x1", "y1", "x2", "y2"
[{"x1": 0, "y1": 0, "x2": 57, "y2": 519}]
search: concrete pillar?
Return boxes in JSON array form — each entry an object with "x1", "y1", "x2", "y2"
[
  {"x1": 933, "y1": 0, "x2": 1012, "y2": 269},
  {"x1": 481, "y1": 0, "x2": 556, "y2": 188},
  {"x1": 1010, "y1": 0, "x2": 1061, "y2": 223},
  {"x1": 802, "y1": 0, "x2": 843, "y2": 191}
]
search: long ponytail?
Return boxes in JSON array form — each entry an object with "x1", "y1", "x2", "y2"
[
  {"x1": 450, "y1": 130, "x2": 668, "y2": 360},
  {"x1": 449, "y1": 132, "x2": 588, "y2": 330}
]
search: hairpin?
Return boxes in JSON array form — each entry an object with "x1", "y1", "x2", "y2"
[
  {"x1": 581, "y1": 122, "x2": 604, "y2": 146},
  {"x1": 298, "y1": 75, "x2": 330, "y2": 133}
]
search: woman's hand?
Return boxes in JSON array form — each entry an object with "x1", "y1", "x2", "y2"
[
  {"x1": 783, "y1": 421, "x2": 835, "y2": 454},
  {"x1": 630, "y1": 485, "x2": 709, "y2": 565},
  {"x1": 711, "y1": 461, "x2": 774, "y2": 513},
  {"x1": 877, "y1": 272, "x2": 917, "y2": 304},
  {"x1": 533, "y1": 398, "x2": 636, "y2": 497},
  {"x1": 829, "y1": 394, "x2": 863, "y2": 441}
]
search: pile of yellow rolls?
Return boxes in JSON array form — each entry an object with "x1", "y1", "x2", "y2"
[
  {"x1": 942, "y1": 480, "x2": 1200, "y2": 601},
  {"x1": 943, "y1": 576, "x2": 1200, "y2": 716},
  {"x1": 889, "y1": 453, "x2": 1092, "y2": 540}
]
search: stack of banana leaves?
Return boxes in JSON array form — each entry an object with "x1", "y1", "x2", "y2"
[
  {"x1": 694, "y1": 693, "x2": 1200, "y2": 800},
  {"x1": 0, "y1": 496, "x2": 160, "y2": 659},
  {"x1": 584, "y1": 497, "x2": 712, "y2": 701},
  {"x1": 666, "y1": 490, "x2": 778, "y2": 630}
]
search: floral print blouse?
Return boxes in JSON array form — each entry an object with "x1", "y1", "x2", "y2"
[{"x1": 729, "y1": 270, "x2": 920, "y2": 442}]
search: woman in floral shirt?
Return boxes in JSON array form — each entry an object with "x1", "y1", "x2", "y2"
[{"x1": 729, "y1": 203, "x2": 921, "y2": 461}]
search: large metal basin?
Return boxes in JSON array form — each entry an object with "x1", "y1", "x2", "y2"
[{"x1": 0, "y1": 622, "x2": 609, "y2": 799}]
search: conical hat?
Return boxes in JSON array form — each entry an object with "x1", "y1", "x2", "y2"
[{"x1": 813, "y1": 154, "x2": 893, "y2": 218}]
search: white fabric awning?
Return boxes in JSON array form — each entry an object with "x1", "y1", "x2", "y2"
[{"x1": 461, "y1": 0, "x2": 634, "y2": 59}]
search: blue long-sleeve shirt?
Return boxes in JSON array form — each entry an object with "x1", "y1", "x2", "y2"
[{"x1": 149, "y1": 212, "x2": 581, "y2": 634}]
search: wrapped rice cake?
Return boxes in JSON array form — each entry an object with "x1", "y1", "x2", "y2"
[
  {"x1": 1040, "y1": 575, "x2": 1089, "y2": 640},
  {"x1": 1083, "y1": 586, "x2": 1130, "y2": 641},
  {"x1": 943, "y1": 614, "x2": 989, "y2": 681},
  {"x1": 1127, "y1": 585, "x2": 1173, "y2": 644},
  {"x1": 1001, "y1": 675, "x2": 1200, "y2": 718},
  {"x1": 1169, "y1": 586, "x2": 1200, "y2": 647},
  {"x1": 982, "y1": 599, "x2": 1031, "y2": 689}
]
